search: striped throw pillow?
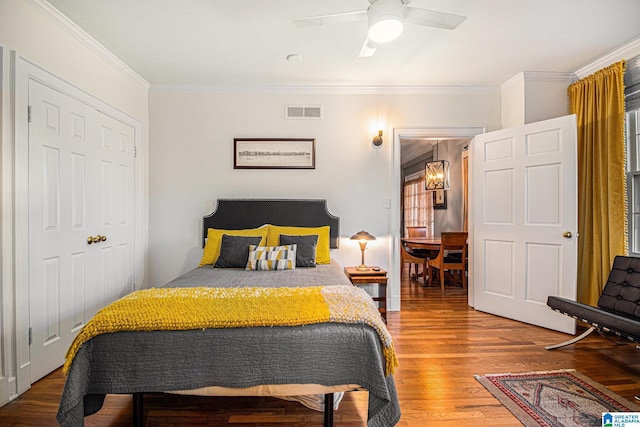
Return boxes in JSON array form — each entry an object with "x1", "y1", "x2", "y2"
[{"x1": 246, "y1": 244, "x2": 297, "y2": 271}]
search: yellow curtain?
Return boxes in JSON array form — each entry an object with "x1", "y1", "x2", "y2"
[{"x1": 568, "y1": 60, "x2": 627, "y2": 306}]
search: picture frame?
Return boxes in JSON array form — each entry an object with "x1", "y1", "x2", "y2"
[
  {"x1": 234, "y1": 138, "x2": 315, "y2": 169},
  {"x1": 433, "y1": 189, "x2": 447, "y2": 210}
]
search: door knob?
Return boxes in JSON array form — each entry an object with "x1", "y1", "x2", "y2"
[
  {"x1": 87, "y1": 235, "x2": 107, "y2": 244},
  {"x1": 563, "y1": 231, "x2": 572, "y2": 239}
]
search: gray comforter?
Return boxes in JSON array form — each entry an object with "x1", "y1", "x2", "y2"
[
  {"x1": 57, "y1": 262, "x2": 401, "y2": 426},
  {"x1": 165, "y1": 262, "x2": 353, "y2": 288}
]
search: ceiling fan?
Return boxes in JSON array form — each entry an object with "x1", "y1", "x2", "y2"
[{"x1": 292, "y1": 0, "x2": 466, "y2": 57}]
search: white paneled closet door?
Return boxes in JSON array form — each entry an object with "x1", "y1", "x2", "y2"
[{"x1": 28, "y1": 79, "x2": 135, "y2": 382}]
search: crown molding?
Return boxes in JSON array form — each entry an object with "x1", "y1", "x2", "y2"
[
  {"x1": 521, "y1": 71, "x2": 577, "y2": 84},
  {"x1": 575, "y1": 37, "x2": 640, "y2": 78},
  {"x1": 26, "y1": 0, "x2": 149, "y2": 89},
  {"x1": 500, "y1": 73, "x2": 525, "y2": 91},
  {"x1": 150, "y1": 83, "x2": 500, "y2": 95},
  {"x1": 501, "y1": 71, "x2": 577, "y2": 91}
]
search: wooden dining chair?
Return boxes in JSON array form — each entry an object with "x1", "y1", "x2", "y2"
[
  {"x1": 405, "y1": 226, "x2": 429, "y2": 274},
  {"x1": 406, "y1": 226, "x2": 427, "y2": 237},
  {"x1": 427, "y1": 231, "x2": 468, "y2": 295},
  {"x1": 400, "y1": 240, "x2": 428, "y2": 284}
]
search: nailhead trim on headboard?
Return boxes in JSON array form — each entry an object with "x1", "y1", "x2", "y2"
[{"x1": 202, "y1": 199, "x2": 340, "y2": 249}]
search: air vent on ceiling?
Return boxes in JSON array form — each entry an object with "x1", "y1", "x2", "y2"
[{"x1": 285, "y1": 105, "x2": 323, "y2": 120}]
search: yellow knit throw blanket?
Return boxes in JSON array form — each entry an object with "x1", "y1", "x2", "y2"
[{"x1": 63, "y1": 285, "x2": 398, "y2": 376}]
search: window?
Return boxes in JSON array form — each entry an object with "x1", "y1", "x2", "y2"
[
  {"x1": 626, "y1": 55, "x2": 640, "y2": 255},
  {"x1": 627, "y1": 109, "x2": 640, "y2": 255},
  {"x1": 402, "y1": 174, "x2": 434, "y2": 237}
]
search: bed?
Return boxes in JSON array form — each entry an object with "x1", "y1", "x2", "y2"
[{"x1": 57, "y1": 198, "x2": 401, "y2": 427}]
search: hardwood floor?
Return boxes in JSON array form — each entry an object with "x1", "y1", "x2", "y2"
[{"x1": 2, "y1": 271, "x2": 639, "y2": 426}]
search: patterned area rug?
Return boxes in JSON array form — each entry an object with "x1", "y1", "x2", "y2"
[{"x1": 475, "y1": 369, "x2": 640, "y2": 427}]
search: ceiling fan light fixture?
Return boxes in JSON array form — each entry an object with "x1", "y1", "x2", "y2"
[
  {"x1": 367, "y1": 0, "x2": 404, "y2": 43},
  {"x1": 368, "y1": 18, "x2": 403, "y2": 43}
]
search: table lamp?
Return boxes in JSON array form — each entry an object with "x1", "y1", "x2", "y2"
[{"x1": 350, "y1": 230, "x2": 376, "y2": 271}]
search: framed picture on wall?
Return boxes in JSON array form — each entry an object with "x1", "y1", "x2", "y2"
[
  {"x1": 234, "y1": 138, "x2": 315, "y2": 169},
  {"x1": 433, "y1": 190, "x2": 447, "y2": 210}
]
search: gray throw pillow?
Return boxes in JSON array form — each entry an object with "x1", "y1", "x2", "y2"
[
  {"x1": 279, "y1": 234, "x2": 318, "y2": 267},
  {"x1": 214, "y1": 234, "x2": 263, "y2": 268}
]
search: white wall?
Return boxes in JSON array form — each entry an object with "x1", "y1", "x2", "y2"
[
  {"x1": 501, "y1": 74, "x2": 526, "y2": 128},
  {"x1": 501, "y1": 72, "x2": 575, "y2": 128},
  {"x1": 0, "y1": 0, "x2": 149, "y2": 401},
  {"x1": 148, "y1": 88, "x2": 501, "y2": 294}
]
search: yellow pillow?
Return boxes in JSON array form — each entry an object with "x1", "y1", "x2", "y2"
[
  {"x1": 199, "y1": 226, "x2": 270, "y2": 266},
  {"x1": 267, "y1": 225, "x2": 330, "y2": 264}
]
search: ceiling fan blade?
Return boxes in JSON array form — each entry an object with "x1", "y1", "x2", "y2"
[
  {"x1": 292, "y1": 10, "x2": 367, "y2": 28},
  {"x1": 359, "y1": 38, "x2": 377, "y2": 58},
  {"x1": 375, "y1": 0, "x2": 413, "y2": 4},
  {"x1": 403, "y1": 7, "x2": 466, "y2": 30}
]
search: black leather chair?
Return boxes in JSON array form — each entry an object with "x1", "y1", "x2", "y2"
[{"x1": 546, "y1": 255, "x2": 640, "y2": 349}]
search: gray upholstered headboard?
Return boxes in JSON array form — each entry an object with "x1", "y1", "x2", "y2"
[{"x1": 202, "y1": 199, "x2": 340, "y2": 248}]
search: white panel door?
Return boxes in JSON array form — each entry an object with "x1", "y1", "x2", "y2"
[
  {"x1": 93, "y1": 111, "x2": 136, "y2": 306},
  {"x1": 28, "y1": 79, "x2": 135, "y2": 382},
  {"x1": 472, "y1": 115, "x2": 578, "y2": 334}
]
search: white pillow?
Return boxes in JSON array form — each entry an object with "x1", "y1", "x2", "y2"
[{"x1": 246, "y1": 244, "x2": 297, "y2": 271}]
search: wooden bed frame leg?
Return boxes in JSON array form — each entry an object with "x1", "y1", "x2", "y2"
[
  {"x1": 133, "y1": 392, "x2": 144, "y2": 427},
  {"x1": 323, "y1": 393, "x2": 334, "y2": 427}
]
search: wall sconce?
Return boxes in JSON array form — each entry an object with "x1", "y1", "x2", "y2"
[
  {"x1": 372, "y1": 130, "x2": 383, "y2": 146},
  {"x1": 425, "y1": 140, "x2": 450, "y2": 190},
  {"x1": 350, "y1": 230, "x2": 377, "y2": 271}
]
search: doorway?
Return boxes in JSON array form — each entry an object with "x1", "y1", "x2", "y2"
[
  {"x1": 401, "y1": 137, "x2": 470, "y2": 237},
  {"x1": 389, "y1": 127, "x2": 485, "y2": 311}
]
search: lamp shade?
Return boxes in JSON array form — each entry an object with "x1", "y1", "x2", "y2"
[{"x1": 350, "y1": 230, "x2": 377, "y2": 242}]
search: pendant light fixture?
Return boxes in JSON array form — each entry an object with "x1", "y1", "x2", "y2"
[{"x1": 425, "y1": 140, "x2": 450, "y2": 190}]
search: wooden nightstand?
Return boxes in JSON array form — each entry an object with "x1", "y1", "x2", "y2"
[{"x1": 344, "y1": 267, "x2": 388, "y2": 322}]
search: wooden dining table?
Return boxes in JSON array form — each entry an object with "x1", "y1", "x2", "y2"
[
  {"x1": 402, "y1": 236, "x2": 469, "y2": 250},
  {"x1": 401, "y1": 237, "x2": 443, "y2": 251},
  {"x1": 401, "y1": 237, "x2": 442, "y2": 283}
]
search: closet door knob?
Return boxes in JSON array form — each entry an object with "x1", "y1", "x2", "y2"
[{"x1": 88, "y1": 235, "x2": 107, "y2": 244}]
